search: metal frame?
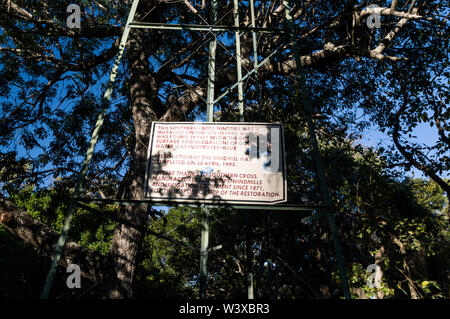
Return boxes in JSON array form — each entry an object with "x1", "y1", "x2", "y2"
[
  {"x1": 282, "y1": 0, "x2": 351, "y2": 299},
  {"x1": 41, "y1": 0, "x2": 351, "y2": 300},
  {"x1": 40, "y1": 0, "x2": 142, "y2": 299},
  {"x1": 129, "y1": 21, "x2": 287, "y2": 33},
  {"x1": 73, "y1": 197, "x2": 326, "y2": 211},
  {"x1": 201, "y1": 0, "x2": 218, "y2": 299}
]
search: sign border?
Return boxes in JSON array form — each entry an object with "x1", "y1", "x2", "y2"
[{"x1": 144, "y1": 122, "x2": 287, "y2": 205}]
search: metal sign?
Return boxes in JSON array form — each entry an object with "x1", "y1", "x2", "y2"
[{"x1": 145, "y1": 122, "x2": 287, "y2": 204}]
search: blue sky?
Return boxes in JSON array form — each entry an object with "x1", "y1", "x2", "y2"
[{"x1": 1, "y1": 0, "x2": 446, "y2": 198}]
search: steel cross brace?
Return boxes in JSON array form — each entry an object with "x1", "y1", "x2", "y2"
[{"x1": 40, "y1": 0, "x2": 142, "y2": 299}]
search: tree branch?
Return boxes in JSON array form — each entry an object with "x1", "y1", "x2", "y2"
[
  {"x1": 0, "y1": 197, "x2": 110, "y2": 282},
  {"x1": 392, "y1": 89, "x2": 450, "y2": 205},
  {"x1": 359, "y1": 7, "x2": 439, "y2": 23},
  {"x1": 1, "y1": 0, "x2": 122, "y2": 39},
  {"x1": 369, "y1": 7, "x2": 418, "y2": 60}
]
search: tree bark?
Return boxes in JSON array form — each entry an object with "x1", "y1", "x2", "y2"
[
  {"x1": 107, "y1": 35, "x2": 160, "y2": 298},
  {"x1": 391, "y1": 234, "x2": 422, "y2": 299}
]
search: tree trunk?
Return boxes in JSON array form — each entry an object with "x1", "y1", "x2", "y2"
[
  {"x1": 391, "y1": 234, "x2": 422, "y2": 299},
  {"x1": 107, "y1": 35, "x2": 159, "y2": 298}
]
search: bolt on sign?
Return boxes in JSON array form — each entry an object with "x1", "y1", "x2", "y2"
[{"x1": 145, "y1": 122, "x2": 287, "y2": 204}]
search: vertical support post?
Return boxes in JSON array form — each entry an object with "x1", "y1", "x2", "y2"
[
  {"x1": 245, "y1": 213, "x2": 254, "y2": 299},
  {"x1": 199, "y1": 205, "x2": 210, "y2": 299},
  {"x1": 249, "y1": 0, "x2": 258, "y2": 69},
  {"x1": 206, "y1": 0, "x2": 218, "y2": 122},
  {"x1": 236, "y1": 0, "x2": 254, "y2": 298},
  {"x1": 250, "y1": 0, "x2": 261, "y2": 121},
  {"x1": 199, "y1": 0, "x2": 218, "y2": 299},
  {"x1": 282, "y1": 0, "x2": 351, "y2": 299},
  {"x1": 233, "y1": 0, "x2": 244, "y2": 121},
  {"x1": 40, "y1": 0, "x2": 141, "y2": 299}
]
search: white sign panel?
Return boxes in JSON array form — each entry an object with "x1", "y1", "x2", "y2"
[{"x1": 144, "y1": 122, "x2": 287, "y2": 205}]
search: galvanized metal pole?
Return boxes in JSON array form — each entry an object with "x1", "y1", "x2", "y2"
[
  {"x1": 249, "y1": 0, "x2": 261, "y2": 121},
  {"x1": 39, "y1": 0, "x2": 141, "y2": 299},
  {"x1": 206, "y1": 0, "x2": 218, "y2": 122},
  {"x1": 199, "y1": 205, "x2": 210, "y2": 299},
  {"x1": 233, "y1": 0, "x2": 244, "y2": 121},
  {"x1": 128, "y1": 21, "x2": 285, "y2": 33},
  {"x1": 282, "y1": 0, "x2": 351, "y2": 299},
  {"x1": 249, "y1": 0, "x2": 259, "y2": 69},
  {"x1": 213, "y1": 46, "x2": 280, "y2": 105},
  {"x1": 242, "y1": 0, "x2": 256, "y2": 299},
  {"x1": 245, "y1": 213, "x2": 254, "y2": 299},
  {"x1": 199, "y1": 0, "x2": 218, "y2": 299}
]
